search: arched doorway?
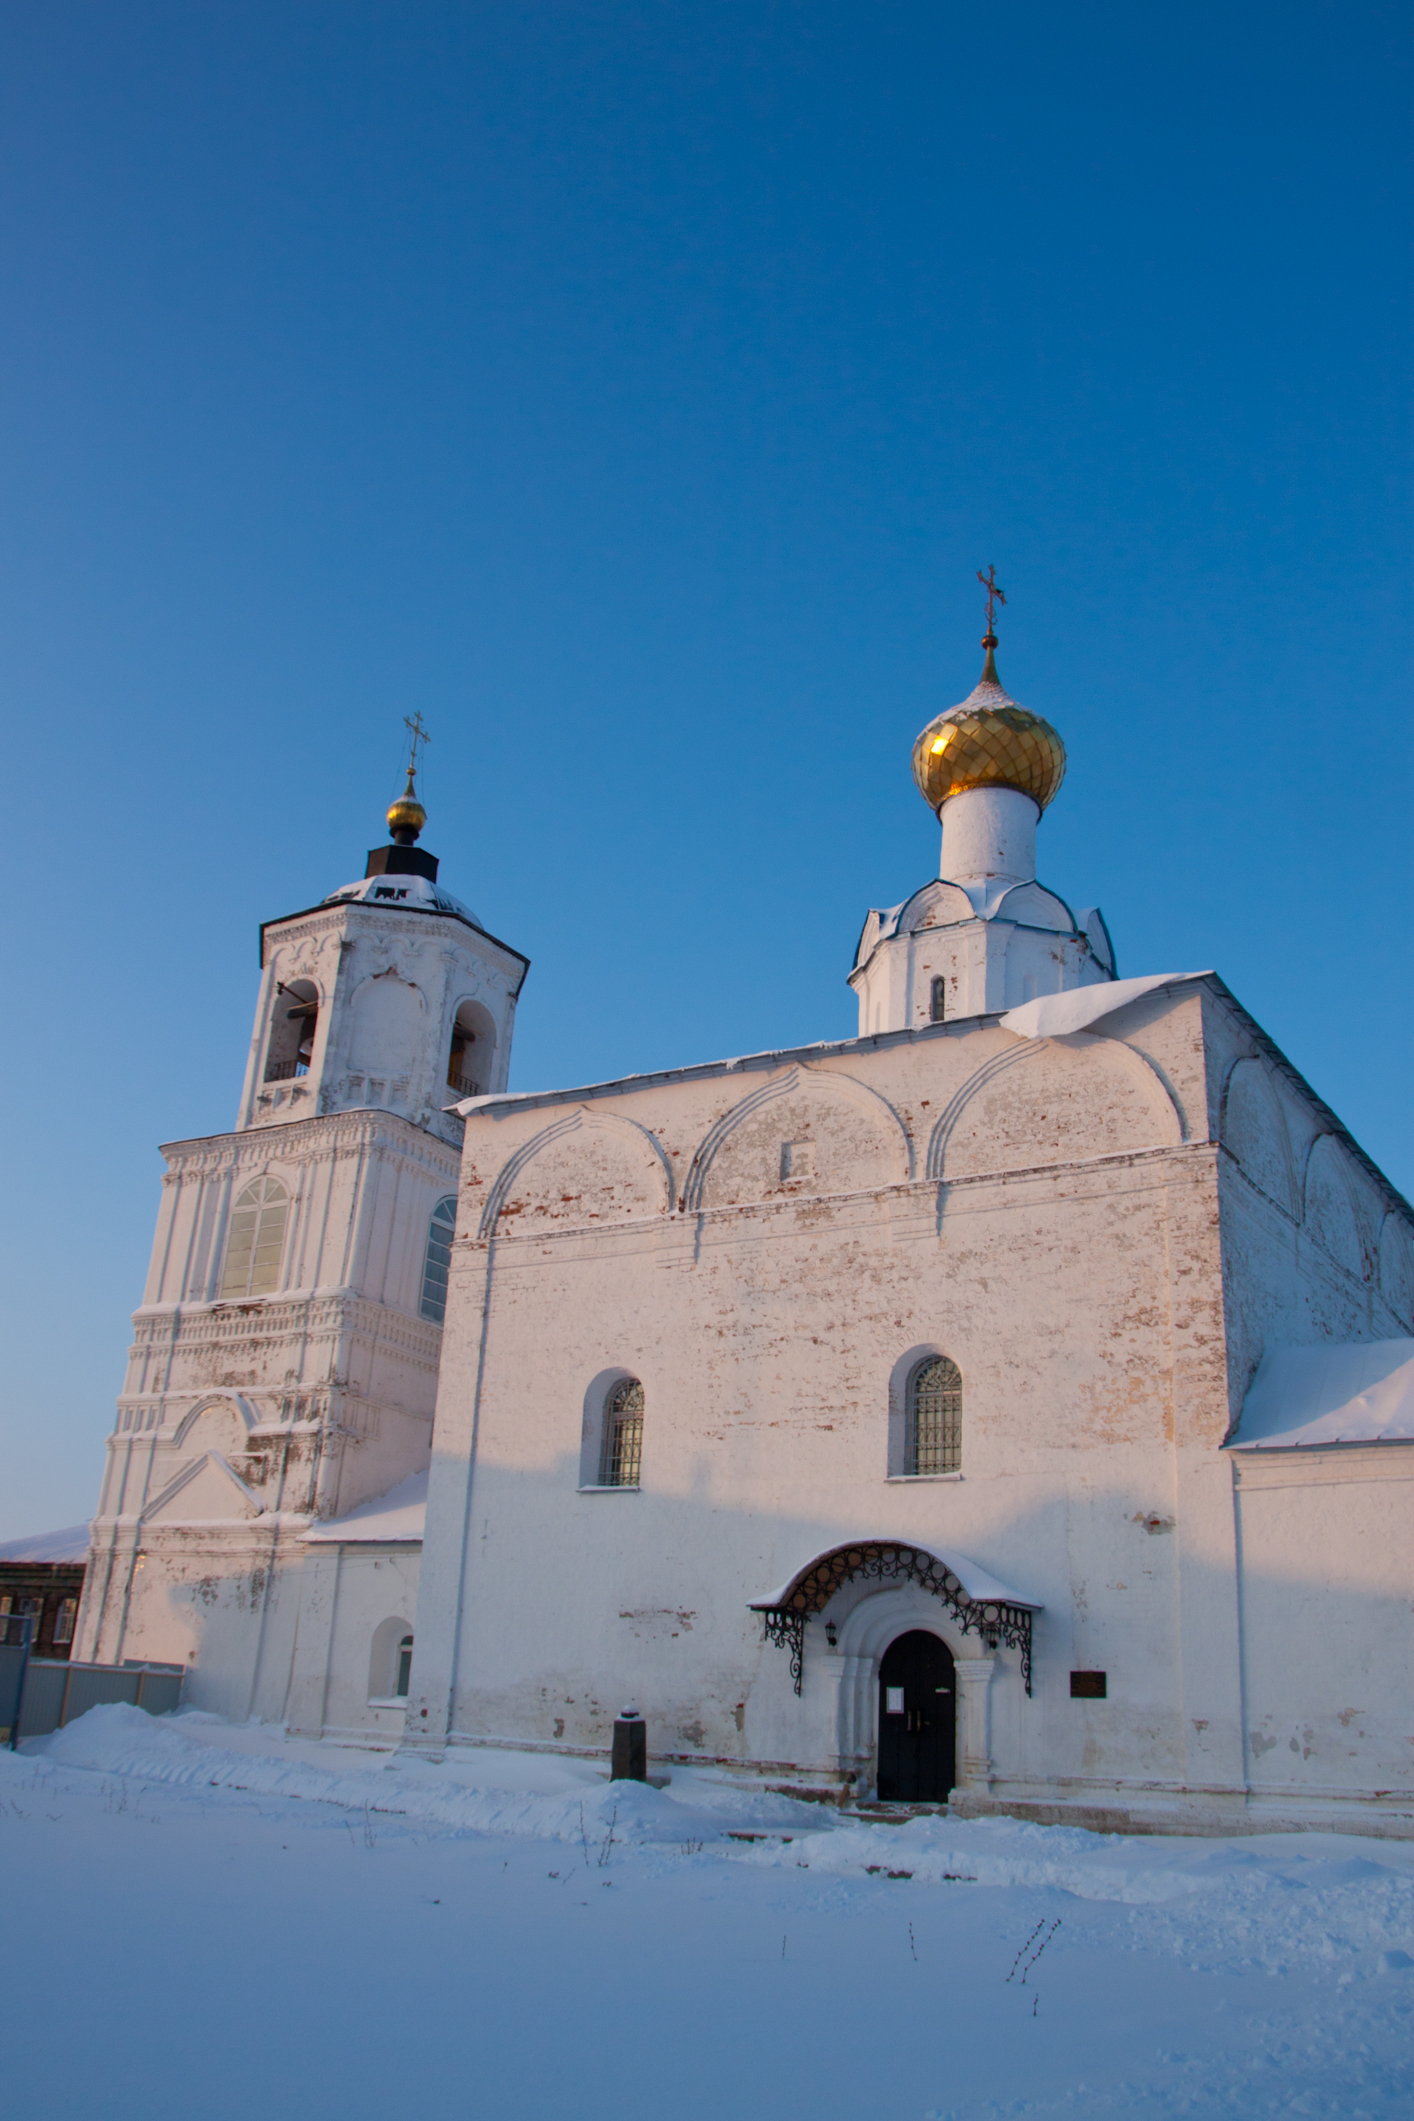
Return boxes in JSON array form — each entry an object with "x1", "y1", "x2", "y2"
[{"x1": 877, "y1": 1630, "x2": 955, "y2": 1802}]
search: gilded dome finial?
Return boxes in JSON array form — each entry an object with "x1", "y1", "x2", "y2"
[
  {"x1": 910, "y1": 574, "x2": 1067, "y2": 815},
  {"x1": 386, "y1": 711, "x2": 431, "y2": 845}
]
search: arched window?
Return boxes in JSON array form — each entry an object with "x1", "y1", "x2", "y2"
[
  {"x1": 395, "y1": 1635, "x2": 414, "y2": 1697},
  {"x1": 930, "y1": 976, "x2": 947, "y2": 1024},
  {"x1": 905, "y1": 1356, "x2": 962, "y2": 1475},
  {"x1": 599, "y1": 1378, "x2": 644, "y2": 1488},
  {"x1": 265, "y1": 979, "x2": 319, "y2": 1082},
  {"x1": 419, "y1": 1196, "x2": 458, "y2": 1324},
  {"x1": 220, "y1": 1177, "x2": 289, "y2": 1298}
]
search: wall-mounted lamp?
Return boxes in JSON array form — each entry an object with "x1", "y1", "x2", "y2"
[
  {"x1": 824, "y1": 1620, "x2": 838, "y2": 1647},
  {"x1": 979, "y1": 1614, "x2": 1001, "y2": 1653}
]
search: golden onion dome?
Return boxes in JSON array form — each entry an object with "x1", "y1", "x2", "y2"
[
  {"x1": 912, "y1": 643, "x2": 1067, "y2": 816},
  {"x1": 386, "y1": 771, "x2": 427, "y2": 841}
]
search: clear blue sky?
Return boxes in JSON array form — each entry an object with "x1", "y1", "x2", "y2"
[{"x1": 1, "y1": 2, "x2": 1409, "y2": 1537}]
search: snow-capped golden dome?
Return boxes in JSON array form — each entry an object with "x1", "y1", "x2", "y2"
[{"x1": 912, "y1": 642, "x2": 1067, "y2": 815}]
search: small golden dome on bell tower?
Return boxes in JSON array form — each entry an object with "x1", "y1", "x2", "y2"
[
  {"x1": 386, "y1": 772, "x2": 427, "y2": 844},
  {"x1": 385, "y1": 711, "x2": 431, "y2": 845}
]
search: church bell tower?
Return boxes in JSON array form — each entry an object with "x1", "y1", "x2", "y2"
[
  {"x1": 238, "y1": 746, "x2": 524, "y2": 1138},
  {"x1": 74, "y1": 740, "x2": 529, "y2": 1719}
]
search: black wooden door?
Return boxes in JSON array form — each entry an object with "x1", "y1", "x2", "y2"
[{"x1": 877, "y1": 1630, "x2": 956, "y2": 1802}]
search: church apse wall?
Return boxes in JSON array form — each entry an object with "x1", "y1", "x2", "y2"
[{"x1": 1199, "y1": 984, "x2": 1414, "y2": 1810}]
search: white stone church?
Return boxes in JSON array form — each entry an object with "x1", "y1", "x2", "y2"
[{"x1": 76, "y1": 630, "x2": 1414, "y2": 1835}]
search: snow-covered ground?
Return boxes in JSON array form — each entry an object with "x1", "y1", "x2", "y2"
[{"x1": 3, "y1": 1708, "x2": 1412, "y2": 2119}]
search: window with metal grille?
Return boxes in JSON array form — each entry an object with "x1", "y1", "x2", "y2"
[
  {"x1": 599, "y1": 1377, "x2": 644, "y2": 1488},
  {"x1": 220, "y1": 1177, "x2": 289, "y2": 1299},
  {"x1": 419, "y1": 1196, "x2": 457, "y2": 1324},
  {"x1": 905, "y1": 1355, "x2": 962, "y2": 1475}
]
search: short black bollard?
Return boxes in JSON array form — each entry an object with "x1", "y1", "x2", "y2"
[{"x1": 611, "y1": 1704, "x2": 647, "y2": 1782}]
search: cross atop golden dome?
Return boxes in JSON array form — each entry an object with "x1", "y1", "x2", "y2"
[
  {"x1": 911, "y1": 577, "x2": 1067, "y2": 816},
  {"x1": 386, "y1": 711, "x2": 431, "y2": 844}
]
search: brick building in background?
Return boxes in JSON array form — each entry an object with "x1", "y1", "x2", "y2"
[{"x1": 0, "y1": 1526, "x2": 89, "y2": 1659}]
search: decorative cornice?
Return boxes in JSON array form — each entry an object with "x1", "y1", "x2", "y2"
[
  {"x1": 130, "y1": 1288, "x2": 444, "y2": 1362},
  {"x1": 478, "y1": 1138, "x2": 1216, "y2": 1252},
  {"x1": 260, "y1": 899, "x2": 529, "y2": 986},
  {"x1": 159, "y1": 1105, "x2": 461, "y2": 1177}
]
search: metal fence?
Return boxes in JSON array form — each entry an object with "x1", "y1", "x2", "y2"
[{"x1": 0, "y1": 1618, "x2": 182, "y2": 1744}]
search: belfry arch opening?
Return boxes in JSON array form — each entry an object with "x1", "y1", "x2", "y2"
[
  {"x1": 265, "y1": 979, "x2": 319, "y2": 1083},
  {"x1": 447, "y1": 999, "x2": 496, "y2": 1099}
]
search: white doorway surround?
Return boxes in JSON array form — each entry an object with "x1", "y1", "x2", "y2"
[
  {"x1": 828, "y1": 1581, "x2": 997, "y2": 1799},
  {"x1": 748, "y1": 1540, "x2": 1037, "y2": 1802}
]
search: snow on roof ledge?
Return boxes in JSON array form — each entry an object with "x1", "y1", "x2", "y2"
[
  {"x1": 1000, "y1": 971, "x2": 1209, "y2": 1041},
  {"x1": 749, "y1": 1541, "x2": 1040, "y2": 1612},
  {"x1": 1230, "y1": 1341, "x2": 1414, "y2": 1450},
  {"x1": 0, "y1": 1524, "x2": 91, "y2": 1564},
  {"x1": 303, "y1": 1470, "x2": 428, "y2": 1544}
]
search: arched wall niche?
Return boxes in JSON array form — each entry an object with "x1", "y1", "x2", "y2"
[
  {"x1": 348, "y1": 969, "x2": 426, "y2": 1076},
  {"x1": 481, "y1": 1109, "x2": 673, "y2": 1237},
  {"x1": 1301, "y1": 1136, "x2": 1368, "y2": 1282},
  {"x1": 172, "y1": 1397, "x2": 257, "y2": 1454},
  {"x1": 928, "y1": 1034, "x2": 1182, "y2": 1182},
  {"x1": 686, "y1": 1064, "x2": 912, "y2": 1212},
  {"x1": 368, "y1": 1615, "x2": 415, "y2": 1702},
  {"x1": 1221, "y1": 1057, "x2": 1298, "y2": 1217},
  {"x1": 1377, "y1": 1216, "x2": 1414, "y2": 1328}
]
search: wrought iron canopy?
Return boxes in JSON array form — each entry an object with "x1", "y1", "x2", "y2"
[{"x1": 751, "y1": 1540, "x2": 1036, "y2": 1696}]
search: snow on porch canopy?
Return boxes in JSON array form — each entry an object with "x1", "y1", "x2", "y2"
[
  {"x1": 749, "y1": 1540, "x2": 1041, "y2": 1697},
  {"x1": 1229, "y1": 1341, "x2": 1414, "y2": 1451}
]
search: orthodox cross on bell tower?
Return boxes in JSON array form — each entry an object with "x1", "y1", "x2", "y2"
[
  {"x1": 402, "y1": 710, "x2": 432, "y2": 781},
  {"x1": 385, "y1": 712, "x2": 432, "y2": 847},
  {"x1": 976, "y1": 565, "x2": 1006, "y2": 649}
]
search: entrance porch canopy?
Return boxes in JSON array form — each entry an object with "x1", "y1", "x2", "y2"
[{"x1": 749, "y1": 1539, "x2": 1041, "y2": 1696}]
